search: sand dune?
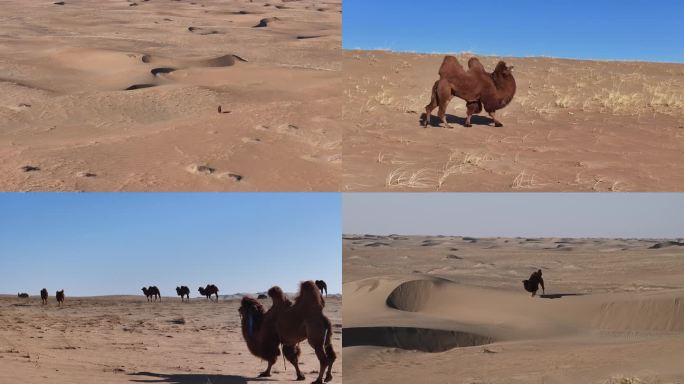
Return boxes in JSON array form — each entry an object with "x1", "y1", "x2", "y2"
[
  {"x1": 0, "y1": 295, "x2": 342, "y2": 383},
  {"x1": 343, "y1": 235, "x2": 684, "y2": 383},
  {"x1": 342, "y1": 50, "x2": 684, "y2": 191},
  {"x1": 0, "y1": 0, "x2": 341, "y2": 191}
]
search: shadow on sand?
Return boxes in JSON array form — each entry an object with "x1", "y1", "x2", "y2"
[
  {"x1": 420, "y1": 113, "x2": 495, "y2": 128},
  {"x1": 540, "y1": 293, "x2": 585, "y2": 299},
  {"x1": 128, "y1": 372, "x2": 273, "y2": 384}
]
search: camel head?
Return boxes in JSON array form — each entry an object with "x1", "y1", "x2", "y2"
[
  {"x1": 239, "y1": 297, "x2": 265, "y2": 338},
  {"x1": 141, "y1": 287, "x2": 148, "y2": 294},
  {"x1": 198, "y1": 287, "x2": 205, "y2": 295},
  {"x1": 493, "y1": 61, "x2": 514, "y2": 78}
]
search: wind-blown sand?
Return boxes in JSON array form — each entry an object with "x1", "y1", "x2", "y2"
[
  {"x1": 343, "y1": 235, "x2": 684, "y2": 383},
  {"x1": 0, "y1": 0, "x2": 341, "y2": 191},
  {"x1": 0, "y1": 295, "x2": 342, "y2": 383},
  {"x1": 343, "y1": 50, "x2": 684, "y2": 191}
]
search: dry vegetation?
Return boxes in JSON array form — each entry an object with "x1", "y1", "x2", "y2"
[{"x1": 343, "y1": 50, "x2": 684, "y2": 191}]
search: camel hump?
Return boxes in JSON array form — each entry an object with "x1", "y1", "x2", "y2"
[
  {"x1": 438, "y1": 55, "x2": 464, "y2": 78},
  {"x1": 467, "y1": 57, "x2": 485, "y2": 72}
]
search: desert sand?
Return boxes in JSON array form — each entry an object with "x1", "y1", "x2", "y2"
[
  {"x1": 0, "y1": 0, "x2": 341, "y2": 191},
  {"x1": 343, "y1": 50, "x2": 684, "y2": 191},
  {"x1": 0, "y1": 295, "x2": 342, "y2": 383},
  {"x1": 343, "y1": 235, "x2": 684, "y2": 384}
]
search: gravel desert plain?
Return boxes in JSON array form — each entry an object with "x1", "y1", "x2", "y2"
[
  {"x1": 0, "y1": 0, "x2": 341, "y2": 191},
  {"x1": 0, "y1": 294, "x2": 342, "y2": 384},
  {"x1": 343, "y1": 235, "x2": 684, "y2": 384}
]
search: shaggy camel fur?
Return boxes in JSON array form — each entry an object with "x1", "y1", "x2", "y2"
[
  {"x1": 275, "y1": 281, "x2": 335, "y2": 383},
  {"x1": 198, "y1": 284, "x2": 219, "y2": 301},
  {"x1": 240, "y1": 283, "x2": 336, "y2": 383},
  {"x1": 56, "y1": 290, "x2": 65, "y2": 306},
  {"x1": 40, "y1": 288, "x2": 48, "y2": 305},
  {"x1": 315, "y1": 280, "x2": 328, "y2": 297},
  {"x1": 523, "y1": 269, "x2": 545, "y2": 297},
  {"x1": 176, "y1": 286, "x2": 190, "y2": 302},
  {"x1": 238, "y1": 288, "x2": 291, "y2": 379},
  {"x1": 142, "y1": 286, "x2": 161, "y2": 302},
  {"x1": 424, "y1": 56, "x2": 516, "y2": 128}
]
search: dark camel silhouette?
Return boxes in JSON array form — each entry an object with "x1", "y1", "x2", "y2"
[
  {"x1": 522, "y1": 269, "x2": 545, "y2": 297},
  {"x1": 198, "y1": 284, "x2": 219, "y2": 301},
  {"x1": 40, "y1": 288, "x2": 48, "y2": 305},
  {"x1": 315, "y1": 280, "x2": 328, "y2": 297},
  {"x1": 176, "y1": 286, "x2": 190, "y2": 302},
  {"x1": 56, "y1": 290, "x2": 65, "y2": 306},
  {"x1": 142, "y1": 286, "x2": 161, "y2": 302}
]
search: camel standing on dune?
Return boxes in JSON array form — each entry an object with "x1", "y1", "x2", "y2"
[
  {"x1": 315, "y1": 280, "x2": 328, "y2": 297},
  {"x1": 40, "y1": 288, "x2": 48, "y2": 305},
  {"x1": 239, "y1": 281, "x2": 336, "y2": 384},
  {"x1": 142, "y1": 286, "x2": 161, "y2": 302},
  {"x1": 56, "y1": 290, "x2": 65, "y2": 306},
  {"x1": 176, "y1": 286, "x2": 190, "y2": 302},
  {"x1": 424, "y1": 56, "x2": 516, "y2": 128},
  {"x1": 198, "y1": 284, "x2": 219, "y2": 301}
]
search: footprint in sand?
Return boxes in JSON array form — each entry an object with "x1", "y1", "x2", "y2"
[
  {"x1": 188, "y1": 27, "x2": 221, "y2": 35},
  {"x1": 186, "y1": 164, "x2": 215, "y2": 175},
  {"x1": 253, "y1": 17, "x2": 280, "y2": 28},
  {"x1": 241, "y1": 137, "x2": 261, "y2": 144}
]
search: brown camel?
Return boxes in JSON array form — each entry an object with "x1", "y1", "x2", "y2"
[
  {"x1": 238, "y1": 290, "x2": 289, "y2": 379},
  {"x1": 424, "y1": 56, "x2": 516, "y2": 128},
  {"x1": 239, "y1": 282, "x2": 336, "y2": 384},
  {"x1": 40, "y1": 288, "x2": 48, "y2": 305},
  {"x1": 56, "y1": 290, "x2": 65, "y2": 306}
]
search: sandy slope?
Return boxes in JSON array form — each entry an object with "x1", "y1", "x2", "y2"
[
  {"x1": 0, "y1": 295, "x2": 342, "y2": 383},
  {"x1": 0, "y1": 0, "x2": 341, "y2": 191},
  {"x1": 343, "y1": 235, "x2": 684, "y2": 384},
  {"x1": 342, "y1": 50, "x2": 684, "y2": 191}
]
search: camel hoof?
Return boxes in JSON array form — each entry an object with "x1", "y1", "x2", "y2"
[
  {"x1": 465, "y1": 123, "x2": 472, "y2": 128},
  {"x1": 325, "y1": 373, "x2": 333, "y2": 382},
  {"x1": 495, "y1": 122, "x2": 503, "y2": 127},
  {"x1": 297, "y1": 375, "x2": 306, "y2": 381},
  {"x1": 258, "y1": 372, "x2": 271, "y2": 378}
]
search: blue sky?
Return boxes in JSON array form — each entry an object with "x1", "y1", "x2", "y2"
[
  {"x1": 0, "y1": 193, "x2": 341, "y2": 296},
  {"x1": 344, "y1": 193, "x2": 683, "y2": 238},
  {"x1": 343, "y1": 1, "x2": 684, "y2": 63}
]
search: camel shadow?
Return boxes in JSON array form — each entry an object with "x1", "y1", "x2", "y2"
[
  {"x1": 420, "y1": 113, "x2": 494, "y2": 128},
  {"x1": 127, "y1": 372, "x2": 273, "y2": 384},
  {"x1": 539, "y1": 293, "x2": 585, "y2": 300}
]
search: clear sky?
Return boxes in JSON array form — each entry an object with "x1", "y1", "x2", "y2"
[
  {"x1": 343, "y1": 193, "x2": 683, "y2": 238},
  {"x1": 343, "y1": 1, "x2": 684, "y2": 63},
  {"x1": 0, "y1": 193, "x2": 341, "y2": 296}
]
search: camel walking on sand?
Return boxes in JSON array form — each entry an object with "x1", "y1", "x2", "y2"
[
  {"x1": 424, "y1": 56, "x2": 516, "y2": 128},
  {"x1": 142, "y1": 286, "x2": 161, "y2": 302},
  {"x1": 56, "y1": 290, "x2": 65, "y2": 306}
]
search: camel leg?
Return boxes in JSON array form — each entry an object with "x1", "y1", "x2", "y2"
[
  {"x1": 489, "y1": 111, "x2": 503, "y2": 127},
  {"x1": 465, "y1": 101, "x2": 482, "y2": 127},
  {"x1": 324, "y1": 343, "x2": 336, "y2": 382},
  {"x1": 424, "y1": 81, "x2": 439, "y2": 127},
  {"x1": 283, "y1": 344, "x2": 305, "y2": 381},
  {"x1": 259, "y1": 360, "x2": 275, "y2": 377},
  {"x1": 311, "y1": 345, "x2": 328, "y2": 384},
  {"x1": 436, "y1": 80, "x2": 453, "y2": 128}
]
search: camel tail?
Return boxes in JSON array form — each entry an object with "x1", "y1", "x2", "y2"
[{"x1": 282, "y1": 346, "x2": 287, "y2": 371}]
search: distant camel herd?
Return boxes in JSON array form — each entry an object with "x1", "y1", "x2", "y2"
[{"x1": 19, "y1": 280, "x2": 331, "y2": 307}]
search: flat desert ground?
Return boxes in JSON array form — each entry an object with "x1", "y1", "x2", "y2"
[
  {"x1": 0, "y1": 295, "x2": 342, "y2": 383},
  {"x1": 0, "y1": 0, "x2": 341, "y2": 191},
  {"x1": 343, "y1": 235, "x2": 684, "y2": 383},
  {"x1": 343, "y1": 50, "x2": 684, "y2": 191}
]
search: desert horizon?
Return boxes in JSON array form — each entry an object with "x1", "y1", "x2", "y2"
[{"x1": 343, "y1": 234, "x2": 684, "y2": 384}]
